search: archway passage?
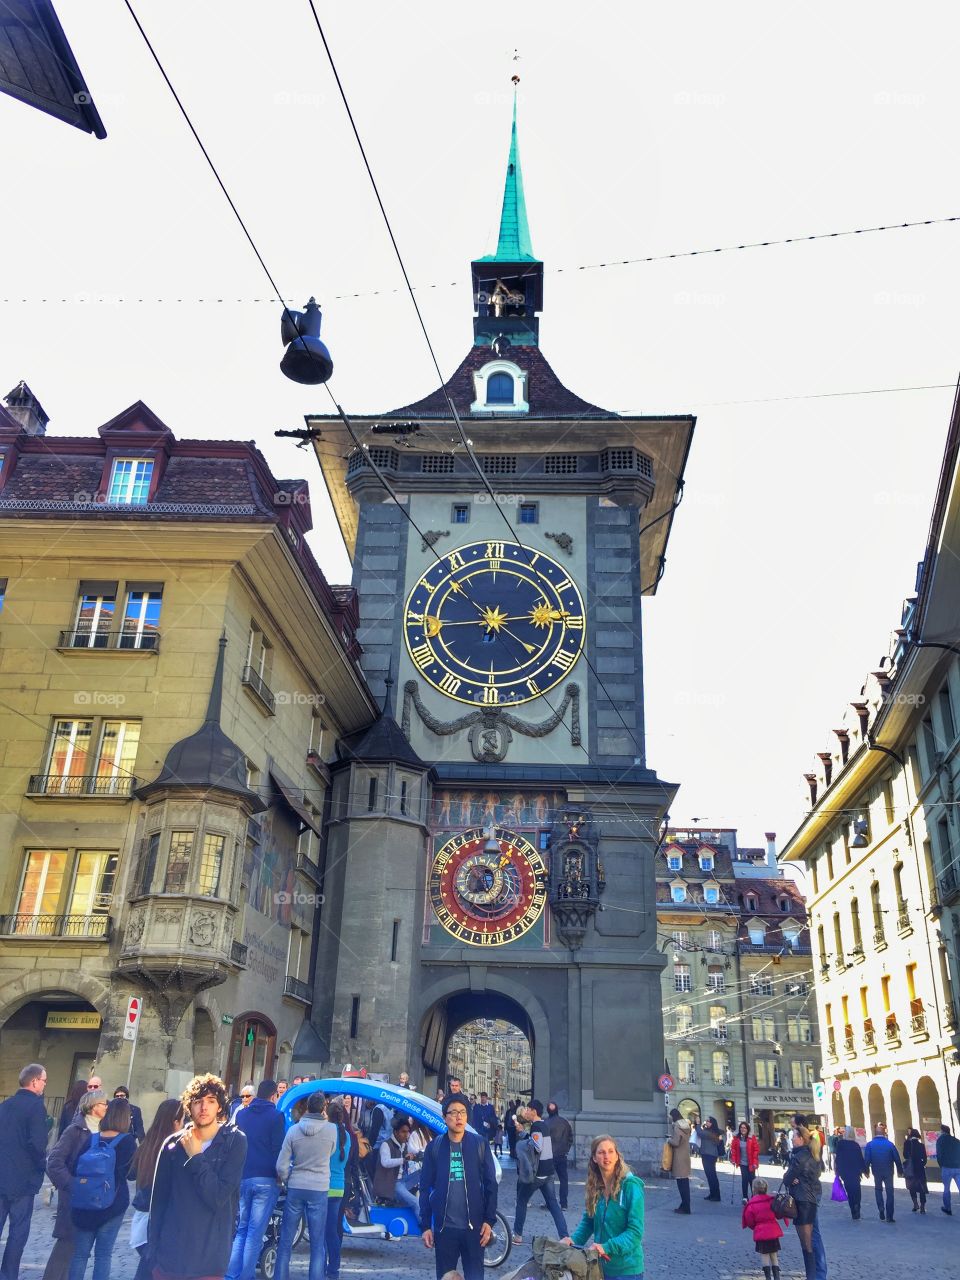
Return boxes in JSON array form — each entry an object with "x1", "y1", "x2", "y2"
[
  {"x1": 832, "y1": 1092, "x2": 846, "y2": 1128},
  {"x1": 849, "y1": 1087, "x2": 865, "y2": 1135},
  {"x1": 916, "y1": 1075, "x2": 943, "y2": 1151},
  {"x1": 890, "y1": 1079, "x2": 912, "y2": 1148},
  {"x1": 0, "y1": 995, "x2": 101, "y2": 1124},
  {"x1": 867, "y1": 1083, "x2": 887, "y2": 1135},
  {"x1": 421, "y1": 989, "x2": 535, "y2": 1104}
]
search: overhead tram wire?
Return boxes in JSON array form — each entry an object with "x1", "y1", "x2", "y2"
[{"x1": 306, "y1": 6, "x2": 653, "y2": 763}]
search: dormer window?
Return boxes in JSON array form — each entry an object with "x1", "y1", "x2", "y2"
[
  {"x1": 107, "y1": 458, "x2": 153, "y2": 504},
  {"x1": 486, "y1": 372, "x2": 514, "y2": 404},
  {"x1": 667, "y1": 853, "x2": 683, "y2": 871},
  {"x1": 699, "y1": 853, "x2": 714, "y2": 871},
  {"x1": 748, "y1": 922, "x2": 766, "y2": 945},
  {"x1": 671, "y1": 883, "x2": 687, "y2": 903},
  {"x1": 746, "y1": 894, "x2": 758, "y2": 912},
  {"x1": 704, "y1": 884, "x2": 720, "y2": 905},
  {"x1": 470, "y1": 359, "x2": 529, "y2": 415}
]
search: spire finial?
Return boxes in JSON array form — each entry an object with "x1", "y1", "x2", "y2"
[
  {"x1": 204, "y1": 633, "x2": 228, "y2": 725},
  {"x1": 382, "y1": 663, "x2": 396, "y2": 718}
]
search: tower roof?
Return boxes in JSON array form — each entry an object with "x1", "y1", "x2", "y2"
[
  {"x1": 136, "y1": 636, "x2": 265, "y2": 810},
  {"x1": 477, "y1": 96, "x2": 538, "y2": 264}
]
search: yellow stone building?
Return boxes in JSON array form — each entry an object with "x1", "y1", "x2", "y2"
[
  {"x1": 0, "y1": 387, "x2": 375, "y2": 1120},
  {"x1": 781, "y1": 396, "x2": 960, "y2": 1148}
]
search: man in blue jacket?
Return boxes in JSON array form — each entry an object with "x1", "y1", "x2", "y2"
[
  {"x1": 227, "y1": 1080, "x2": 286, "y2": 1280},
  {"x1": 420, "y1": 1096, "x2": 497, "y2": 1280},
  {"x1": 0, "y1": 1063, "x2": 48, "y2": 1280},
  {"x1": 864, "y1": 1121, "x2": 904, "y2": 1223},
  {"x1": 936, "y1": 1124, "x2": 960, "y2": 1214}
]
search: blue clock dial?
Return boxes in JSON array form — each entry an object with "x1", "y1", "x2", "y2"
[{"x1": 403, "y1": 540, "x2": 586, "y2": 705}]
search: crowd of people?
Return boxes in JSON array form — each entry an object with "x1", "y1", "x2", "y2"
[
  {"x1": 1, "y1": 1062, "x2": 958, "y2": 1280},
  {"x1": 665, "y1": 1106, "x2": 960, "y2": 1280}
]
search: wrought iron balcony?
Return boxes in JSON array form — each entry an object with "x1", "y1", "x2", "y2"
[
  {"x1": 241, "y1": 665, "x2": 276, "y2": 715},
  {"x1": 937, "y1": 864, "x2": 959, "y2": 904},
  {"x1": 874, "y1": 925, "x2": 887, "y2": 948},
  {"x1": 863, "y1": 1027, "x2": 876, "y2": 1049},
  {"x1": 27, "y1": 773, "x2": 136, "y2": 798},
  {"x1": 230, "y1": 940, "x2": 248, "y2": 966},
  {"x1": 843, "y1": 1033, "x2": 856, "y2": 1055},
  {"x1": 283, "y1": 975, "x2": 313, "y2": 1004},
  {"x1": 910, "y1": 1010, "x2": 927, "y2": 1036},
  {"x1": 0, "y1": 912, "x2": 111, "y2": 939},
  {"x1": 884, "y1": 1020, "x2": 901, "y2": 1043},
  {"x1": 714, "y1": 1071, "x2": 733, "y2": 1086},
  {"x1": 897, "y1": 902, "x2": 912, "y2": 933},
  {"x1": 57, "y1": 627, "x2": 159, "y2": 652},
  {"x1": 677, "y1": 1071, "x2": 696, "y2": 1085}
]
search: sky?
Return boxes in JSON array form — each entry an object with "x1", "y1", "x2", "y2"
[{"x1": 2, "y1": 2, "x2": 959, "y2": 849}]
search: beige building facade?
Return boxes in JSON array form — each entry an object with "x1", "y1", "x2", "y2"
[
  {"x1": 781, "y1": 395, "x2": 960, "y2": 1152},
  {"x1": 0, "y1": 388, "x2": 375, "y2": 1120}
]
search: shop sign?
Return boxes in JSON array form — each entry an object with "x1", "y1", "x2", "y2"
[
  {"x1": 45, "y1": 1011, "x2": 101, "y2": 1030},
  {"x1": 754, "y1": 1092, "x2": 809, "y2": 1106},
  {"x1": 221, "y1": 1014, "x2": 234, "y2": 1026}
]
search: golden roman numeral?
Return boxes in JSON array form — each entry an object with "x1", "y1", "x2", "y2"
[
  {"x1": 481, "y1": 687, "x2": 500, "y2": 704},
  {"x1": 488, "y1": 559, "x2": 501, "y2": 571},
  {"x1": 410, "y1": 643, "x2": 433, "y2": 669},
  {"x1": 565, "y1": 615, "x2": 584, "y2": 630},
  {"x1": 556, "y1": 577, "x2": 573, "y2": 591},
  {"x1": 407, "y1": 610, "x2": 423, "y2": 624},
  {"x1": 485, "y1": 541, "x2": 505, "y2": 559},
  {"x1": 448, "y1": 551, "x2": 466, "y2": 571},
  {"x1": 526, "y1": 678, "x2": 540, "y2": 695},
  {"x1": 555, "y1": 649, "x2": 575, "y2": 670},
  {"x1": 438, "y1": 673, "x2": 462, "y2": 694}
]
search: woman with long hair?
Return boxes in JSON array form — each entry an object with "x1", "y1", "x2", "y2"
[
  {"x1": 44, "y1": 1093, "x2": 109, "y2": 1280},
  {"x1": 324, "y1": 1100, "x2": 353, "y2": 1280},
  {"x1": 834, "y1": 1125, "x2": 866, "y2": 1219},
  {"x1": 903, "y1": 1128, "x2": 929, "y2": 1213},
  {"x1": 784, "y1": 1127, "x2": 821, "y2": 1280},
  {"x1": 68, "y1": 1099, "x2": 136, "y2": 1280},
  {"x1": 129, "y1": 1100, "x2": 185, "y2": 1280},
  {"x1": 57, "y1": 1082, "x2": 89, "y2": 1140},
  {"x1": 562, "y1": 1135, "x2": 644, "y2": 1278},
  {"x1": 730, "y1": 1121, "x2": 761, "y2": 1203}
]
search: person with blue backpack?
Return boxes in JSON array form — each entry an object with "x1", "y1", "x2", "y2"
[{"x1": 67, "y1": 1097, "x2": 136, "y2": 1280}]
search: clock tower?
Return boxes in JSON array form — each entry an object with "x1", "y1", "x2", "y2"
[{"x1": 306, "y1": 98, "x2": 695, "y2": 1165}]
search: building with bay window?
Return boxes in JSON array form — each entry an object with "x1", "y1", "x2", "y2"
[
  {"x1": 658, "y1": 826, "x2": 815, "y2": 1143},
  {"x1": 0, "y1": 384, "x2": 376, "y2": 1117},
  {"x1": 781, "y1": 392, "x2": 960, "y2": 1150}
]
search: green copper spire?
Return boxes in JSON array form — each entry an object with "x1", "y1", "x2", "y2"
[{"x1": 479, "y1": 95, "x2": 537, "y2": 263}]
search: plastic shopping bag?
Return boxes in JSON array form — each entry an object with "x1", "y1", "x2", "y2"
[{"x1": 831, "y1": 1176, "x2": 848, "y2": 1203}]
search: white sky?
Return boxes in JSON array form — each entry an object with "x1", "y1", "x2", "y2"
[{"x1": 2, "y1": 2, "x2": 958, "y2": 848}]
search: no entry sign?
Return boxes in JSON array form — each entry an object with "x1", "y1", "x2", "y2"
[
  {"x1": 123, "y1": 996, "x2": 144, "y2": 1042},
  {"x1": 658, "y1": 1073, "x2": 675, "y2": 1092}
]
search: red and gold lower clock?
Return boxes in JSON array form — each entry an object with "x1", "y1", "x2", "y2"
[{"x1": 429, "y1": 826, "x2": 548, "y2": 947}]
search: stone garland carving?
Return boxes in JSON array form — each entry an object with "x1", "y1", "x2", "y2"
[
  {"x1": 403, "y1": 679, "x2": 581, "y2": 762},
  {"x1": 545, "y1": 531, "x2": 573, "y2": 555},
  {"x1": 421, "y1": 530, "x2": 449, "y2": 551}
]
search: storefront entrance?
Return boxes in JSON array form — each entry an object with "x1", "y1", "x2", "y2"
[
  {"x1": 0, "y1": 997, "x2": 102, "y2": 1125},
  {"x1": 225, "y1": 1013, "x2": 276, "y2": 1091}
]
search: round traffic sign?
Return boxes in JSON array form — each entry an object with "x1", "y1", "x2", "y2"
[
  {"x1": 658, "y1": 1073, "x2": 675, "y2": 1092},
  {"x1": 832, "y1": 1079, "x2": 842, "y2": 1092}
]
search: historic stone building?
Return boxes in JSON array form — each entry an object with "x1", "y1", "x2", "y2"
[
  {"x1": 659, "y1": 827, "x2": 815, "y2": 1145},
  {"x1": 300, "y1": 101, "x2": 695, "y2": 1163},
  {"x1": 0, "y1": 386, "x2": 376, "y2": 1118},
  {"x1": 781, "y1": 391, "x2": 960, "y2": 1150}
]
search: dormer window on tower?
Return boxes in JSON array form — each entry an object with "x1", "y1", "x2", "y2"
[{"x1": 470, "y1": 358, "x2": 529, "y2": 415}]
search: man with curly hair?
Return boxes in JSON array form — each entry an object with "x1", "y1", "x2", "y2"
[{"x1": 147, "y1": 1074, "x2": 247, "y2": 1280}]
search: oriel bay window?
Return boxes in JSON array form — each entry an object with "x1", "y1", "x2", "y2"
[
  {"x1": 152, "y1": 830, "x2": 230, "y2": 897},
  {"x1": 32, "y1": 718, "x2": 140, "y2": 796},
  {"x1": 4, "y1": 848, "x2": 117, "y2": 937}
]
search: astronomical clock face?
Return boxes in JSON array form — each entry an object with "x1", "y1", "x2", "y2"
[
  {"x1": 404, "y1": 539, "x2": 586, "y2": 706},
  {"x1": 429, "y1": 827, "x2": 548, "y2": 946}
]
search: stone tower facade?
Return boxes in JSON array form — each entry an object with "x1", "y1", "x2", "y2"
[{"x1": 305, "y1": 99, "x2": 696, "y2": 1163}]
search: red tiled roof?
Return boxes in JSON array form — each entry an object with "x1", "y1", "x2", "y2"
[{"x1": 386, "y1": 344, "x2": 613, "y2": 419}]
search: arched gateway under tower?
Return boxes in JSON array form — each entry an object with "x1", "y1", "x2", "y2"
[{"x1": 305, "y1": 94, "x2": 695, "y2": 1168}]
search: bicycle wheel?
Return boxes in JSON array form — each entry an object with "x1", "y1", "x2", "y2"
[
  {"x1": 257, "y1": 1243, "x2": 277, "y2": 1279},
  {"x1": 483, "y1": 1212, "x2": 512, "y2": 1268}
]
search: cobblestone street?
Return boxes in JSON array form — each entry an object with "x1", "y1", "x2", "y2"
[{"x1": 10, "y1": 1157, "x2": 959, "y2": 1280}]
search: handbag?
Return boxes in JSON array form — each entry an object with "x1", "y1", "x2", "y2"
[
  {"x1": 661, "y1": 1139, "x2": 674, "y2": 1172},
  {"x1": 771, "y1": 1182, "x2": 797, "y2": 1219},
  {"x1": 830, "y1": 1176, "x2": 847, "y2": 1203}
]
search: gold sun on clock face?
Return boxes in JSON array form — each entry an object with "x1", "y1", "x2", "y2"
[{"x1": 403, "y1": 540, "x2": 586, "y2": 705}]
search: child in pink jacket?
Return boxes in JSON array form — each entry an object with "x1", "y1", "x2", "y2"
[{"x1": 741, "y1": 1178, "x2": 786, "y2": 1280}]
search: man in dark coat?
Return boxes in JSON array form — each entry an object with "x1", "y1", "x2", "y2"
[
  {"x1": 864, "y1": 1121, "x2": 904, "y2": 1223},
  {"x1": 834, "y1": 1125, "x2": 866, "y2": 1219},
  {"x1": 111, "y1": 1086, "x2": 145, "y2": 1143},
  {"x1": 148, "y1": 1074, "x2": 246, "y2": 1280},
  {"x1": 419, "y1": 1095, "x2": 497, "y2": 1280},
  {"x1": 545, "y1": 1102, "x2": 574, "y2": 1210},
  {"x1": 0, "y1": 1063, "x2": 49, "y2": 1280}
]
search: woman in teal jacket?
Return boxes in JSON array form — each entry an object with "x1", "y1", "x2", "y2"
[{"x1": 564, "y1": 1135, "x2": 645, "y2": 1278}]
